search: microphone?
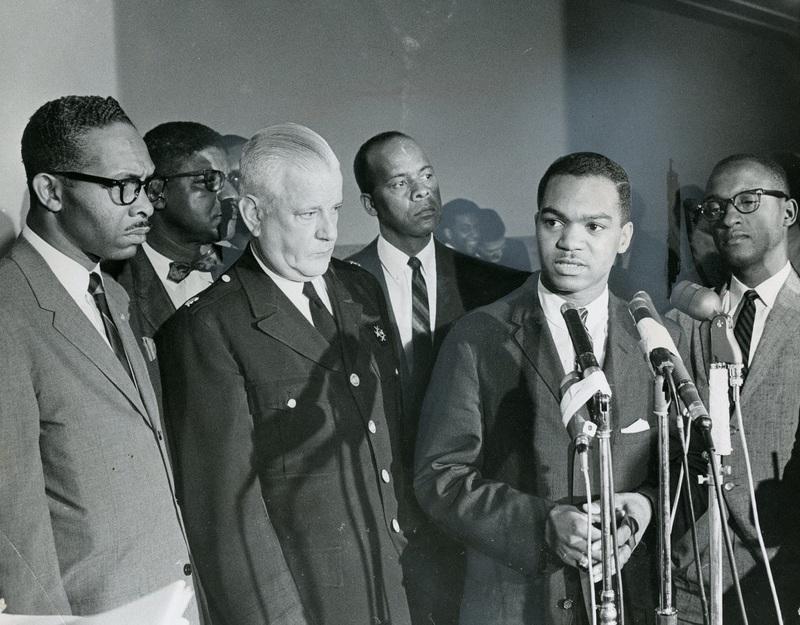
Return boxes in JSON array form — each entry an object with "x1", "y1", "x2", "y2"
[
  {"x1": 628, "y1": 292, "x2": 713, "y2": 444},
  {"x1": 560, "y1": 303, "x2": 601, "y2": 375},
  {"x1": 669, "y1": 281, "x2": 742, "y2": 365},
  {"x1": 559, "y1": 371, "x2": 597, "y2": 452},
  {"x1": 670, "y1": 281, "x2": 723, "y2": 321}
]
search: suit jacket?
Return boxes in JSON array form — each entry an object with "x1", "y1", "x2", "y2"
[
  {"x1": 414, "y1": 274, "x2": 664, "y2": 625},
  {"x1": 671, "y1": 269, "x2": 800, "y2": 624},
  {"x1": 0, "y1": 238, "x2": 197, "y2": 620},
  {"x1": 156, "y1": 250, "x2": 413, "y2": 625}
]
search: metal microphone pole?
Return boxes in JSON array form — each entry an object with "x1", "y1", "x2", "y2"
[
  {"x1": 652, "y1": 366, "x2": 678, "y2": 625},
  {"x1": 594, "y1": 391, "x2": 619, "y2": 625}
]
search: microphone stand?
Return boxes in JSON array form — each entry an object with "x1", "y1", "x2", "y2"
[
  {"x1": 593, "y1": 391, "x2": 621, "y2": 625},
  {"x1": 652, "y1": 367, "x2": 677, "y2": 625}
]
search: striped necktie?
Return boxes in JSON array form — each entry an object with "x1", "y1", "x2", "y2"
[
  {"x1": 734, "y1": 289, "x2": 759, "y2": 374},
  {"x1": 408, "y1": 256, "x2": 433, "y2": 376},
  {"x1": 88, "y1": 272, "x2": 133, "y2": 380}
]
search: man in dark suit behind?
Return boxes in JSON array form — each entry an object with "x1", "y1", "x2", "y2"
[
  {"x1": 157, "y1": 123, "x2": 413, "y2": 625},
  {"x1": 670, "y1": 154, "x2": 800, "y2": 624},
  {"x1": 347, "y1": 131, "x2": 528, "y2": 625},
  {"x1": 415, "y1": 152, "x2": 661, "y2": 624},
  {"x1": 0, "y1": 96, "x2": 198, "y2": 620}
]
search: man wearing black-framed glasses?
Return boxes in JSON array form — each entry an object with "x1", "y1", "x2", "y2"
[
  {"x1": 0, "y1": 95, "x2": 200, "y2": 622},
  {"x1": 108, "y1": 121, "x2": 237, "y2": 368},
  {"x1": 671, "y1": 154, "x2": 800, "y2": 624}
]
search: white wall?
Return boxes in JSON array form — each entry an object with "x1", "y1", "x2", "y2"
[{"x1": 0, "y1": 0, "x2": 118, "y2": 255}]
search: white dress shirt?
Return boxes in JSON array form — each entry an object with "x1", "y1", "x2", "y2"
[
  {"x1": 723, "y1": 261, "x2": 791, "y2": 366},
  {"x1": 377, "y1": 234, "x2": 437, "y2": 358},
  {"x1": 141, "y1": 242, "x2": 214, "y2": 309},
  {"x1": 538, "y1": 277, "x2": 609, "y2": 376},
  {"x1": 21, "y1": 226, "x2": 109, "y2": 347},
  {"x1": 250, "y1": 243, "x2": 333, "y2": 325}
]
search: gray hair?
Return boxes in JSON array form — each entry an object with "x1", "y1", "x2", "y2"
[{"x1": 240, "y1": 123, "x2": 339, "y2": 206}]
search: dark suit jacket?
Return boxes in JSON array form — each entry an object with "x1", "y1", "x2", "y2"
[
  {"x1": 0, "y1": 238, "x2": 197, "y2": 620},
  {"x1": 671, "y1": 270, "x2": 800, "y2": 624},
  {"x1": 157, "y1": 250, "x2": 413, "y2": 625},
  {"x1": 414, "y1": 275, "x2": 663, "y2": 625}
]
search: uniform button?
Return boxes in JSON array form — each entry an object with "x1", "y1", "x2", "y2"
[
  {"x1": 349, "y1": 373, "x2": 360, "y2": 387},
  {"x1": 724, "y1": 482, "x2": 735, "y2": 491},
  {"x1": 286, "y1": 398, "x2": 297, "y2": 408},
  {"x1": 368, "y1": 420, "x2": 377, "y2": 434},
  {"x1": 394, "y1": 368, "x2": 399, "y2": 376},
  {"x1": 183, "y1": 563, "x2": 192, "y2": 576},
  {"x1": 221, "y1": 274, "x2": 231, "y2": 283},
  {"x1": 381, "y1": 469, "x2": 391, "y2": 483},
  {"x1": 391, "y1": 518, "x2": 400, "y2": 533},
  {"x1": 559, "y1": 598, "x2": 574, "y2": 610}
]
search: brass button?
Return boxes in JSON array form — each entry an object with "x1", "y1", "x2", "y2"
[
  {"x1": 368, "y1": 420, "x2": 377, "y2": 434},
  {"x1": 381, "y1": 469, "x2": 391, "y2": 483},
  {"x1": 559, "y1": 598, "x2": 574, "y2": 610},
  {"x1": 349, "y1": 373, "x2": 360, "y2": 387},
  {"x1": 724, "y1": 482, "x2": 735, "y2": 491},
  {"x1": 221, "y1": 274, "x2": 231, "y2": 283},
  {"x1": 391, "y1": 518, "x2": 400, "y2": 533},
  {"x1": 286, "y1": 398, "x2": 297, "y2": 408}
]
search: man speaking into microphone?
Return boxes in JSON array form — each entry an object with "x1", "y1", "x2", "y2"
[
  {"x1": 415, "y1": 152, "x2": 673, "y2": 624},
  {"x1": 670, "y1": 154, "x2": 800, "y2": 624}
]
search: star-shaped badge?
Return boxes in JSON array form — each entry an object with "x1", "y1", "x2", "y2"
[{"x1": 373, "y1": 325, "x2": 387, "y2": 343}]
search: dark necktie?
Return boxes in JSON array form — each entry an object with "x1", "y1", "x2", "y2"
[
  {"x1": 167, "y1": 245, "x2": 224, "y2": 283},
  {"x1": 302, "y1": 281, "x2": 338, "y2": 344},
  {"x1": 408, "y1": 256, "x2": 433, "y2": 376},
  {"x1": 574, "y1": 307, "x2": 589, "y2": 372},
  {"x1": 88, "y1": 272, "x2": 134, "y2": 380},
  {"x1": 734, "y1": 289, "x2": 759, "y2": 374}
]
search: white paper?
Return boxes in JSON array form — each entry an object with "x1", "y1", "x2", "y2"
[{"x1": 0, "y1": 580, "x2": 192, "y2": 625}]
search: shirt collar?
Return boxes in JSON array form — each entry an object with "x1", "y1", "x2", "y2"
[
  {"x1": 728, "y1": 261, "x2": 791, "y2": 312},
  {"x1": 249, "y1": 242, "x2": 329, "y2": 299},
  {"x1": 538, "y1": 277, "x2": 609, "y2": 331},
  {"x1": 377, "y1": 234, "x2": 435, "y2": 281},
  {"x1": 21, "y1": 226, "x2": 100, "y2": 297}
]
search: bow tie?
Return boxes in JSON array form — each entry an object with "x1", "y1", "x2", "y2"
[{"x1": 167, "y1": 245, "x2": 223, "y2": 283}]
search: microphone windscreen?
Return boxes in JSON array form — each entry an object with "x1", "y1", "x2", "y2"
[{"x1": 670, "y1": 281, "x2": 723, "y2": 321}]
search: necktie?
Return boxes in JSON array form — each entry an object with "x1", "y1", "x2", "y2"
[
  {"x1": 408, "y1": 256, "x2": 433, "y2": 376},
  {"x1": 302, "y1": 281, "x2": 338, "y2": 344},
  {"x1": 574, "y1": 307, "x2": 589, "y2": 372},
  {"x1": 734, "y1": 289, "x2": 759, "y2": 373},
  {"x1": 167, "y1": 245, "x2": 224, "y2": 283},
  {"x1": 88, "y1": 272, "x2": 134, "y2": 380}
]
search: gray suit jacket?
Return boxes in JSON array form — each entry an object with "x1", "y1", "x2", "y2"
[
  {"x1": 415, "y1": 275, "x2": 661, "y2": 625},
  {"x1": 0, "y1": 238, "x2": 197, "y2": 621},
  {"x1": 671, "y1": 269, "x2": 800, "y2": 624}
]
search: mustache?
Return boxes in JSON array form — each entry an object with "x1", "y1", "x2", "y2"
[{"x1": 125, "y1": 220, "x2": 150, "y2": 231}]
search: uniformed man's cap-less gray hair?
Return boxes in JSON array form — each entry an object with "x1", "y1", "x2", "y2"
[{"x1": 240, "y1": 123, "x2": 339, "y2": 203}]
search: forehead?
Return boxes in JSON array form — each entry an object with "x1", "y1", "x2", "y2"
[
  {"x1": 370, "y1": 138, "x2": 430, "y2": 177},
  {"x1": 273, "y1": 161, "x2": 342, "y2": 209},
  {"x1": 175, "y1": 146, "x2": 228, "y2": 173},
  {"x1": 706, "y1": 161, "x2": 776, "y2": 196},
  {"x1": 82, "y1": 122, "x2": 153, "y2": 175},
  {"x1": 541, "y1": 174, "x2": 622, "y2": 217}
]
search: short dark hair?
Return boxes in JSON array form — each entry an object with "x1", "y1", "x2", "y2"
[
  {"x1": 439, "y1": 198, "x2": 480, "y2": 231},
  {"x1": 537, "y1": 152, "x2": 631, "y2": 223},
  {"x1": 353, "y1": 130, "x2": 413, "y2": 193},
  {"x1": 143, "y1": 121, "x2": 225, "y2": 175},
  {"x1": 709, "y1": 153, "x2": 790, "y2": 194},
  {"x1": 477, "y1": 208, "x2": 506, "y2": 240},
  {"x1": 21, "y1": 95, "x2": 134, "y2": 192}
]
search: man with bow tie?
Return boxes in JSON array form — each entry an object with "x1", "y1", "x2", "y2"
[
  {"x1": 108, "y1": 121, "x2": 237, "y2": 351},
  {"x1": 156, "y1": 123, "x2": 415, "y2": 625}
]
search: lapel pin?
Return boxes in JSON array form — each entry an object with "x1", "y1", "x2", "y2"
[{"x1": 373, "y1": 325, "x2": 387, "y2": 343}]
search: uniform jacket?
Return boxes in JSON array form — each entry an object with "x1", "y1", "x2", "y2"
[
  {"x1": 671, "y1": 269, "x2": 800, "y2": 624},
  {"x1": 0, "y1": 237, "x2": 197, "y2": 620},
  {"x1": 414, "y1": 274, "x2": 664, "y2": 625},
  {"x1": 156, "y1": 250, "x2": 413, "y2": 625}
]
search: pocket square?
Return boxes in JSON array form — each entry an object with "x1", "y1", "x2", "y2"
[{"x1": 620, "y1": 418, "x2": 650, "y2": 434}]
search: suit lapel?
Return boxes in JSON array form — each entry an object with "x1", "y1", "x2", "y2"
[
  {"x1": 741, "y1": 269, "x2": 800, "y2": 404},
  {"x1": 132, "y1": 248, "x2": 175, "y2": 336},
  {"x1": 511, "y1": 276, "x2": 562, "y2": 402},
  {"x1": 237, "y1": 250, "x2": 342, "y2": 370},
  {"x1": 13, "y1": 239, "x2": 152, "y2": 426},
  {"x1": 326, "y1": 267, "x2": 365, "y2": 380},
  {"x1": 434, "y1": 241, "x2": 466, "y2": 339}
]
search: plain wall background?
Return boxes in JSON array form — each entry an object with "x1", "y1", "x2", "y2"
[{"x1": 3, "y1": 0, "x2": 800, "y2": 306}]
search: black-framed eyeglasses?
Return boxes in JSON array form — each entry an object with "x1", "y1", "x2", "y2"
[
  {"x1": 50, "y1": 171, "x2": 161, "y2": 206},
  {"x1": 149, "y1": 169, "x2": 237, "y2": 198},
  {"x1": 698, "y1": 188, "x2": 789, "y2": 222}
]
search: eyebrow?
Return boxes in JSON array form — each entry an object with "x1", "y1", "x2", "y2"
[
  {"x1": 384, "y1": 165, "x2": 433, "y2": 181},
  {"x1": 539, "y1": 207, "x2": 614, "y2": 222}
]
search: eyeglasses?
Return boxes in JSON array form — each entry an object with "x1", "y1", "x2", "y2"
[
  {"x1": 50, "y1": 171, "x2": 161, "y2": 206},
  {"x1": 148, "y1": 169, "x2": 237, "y2": 198},
  {"x1": 698, "y1": 188, "x2": 789, "y2": 222}
]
